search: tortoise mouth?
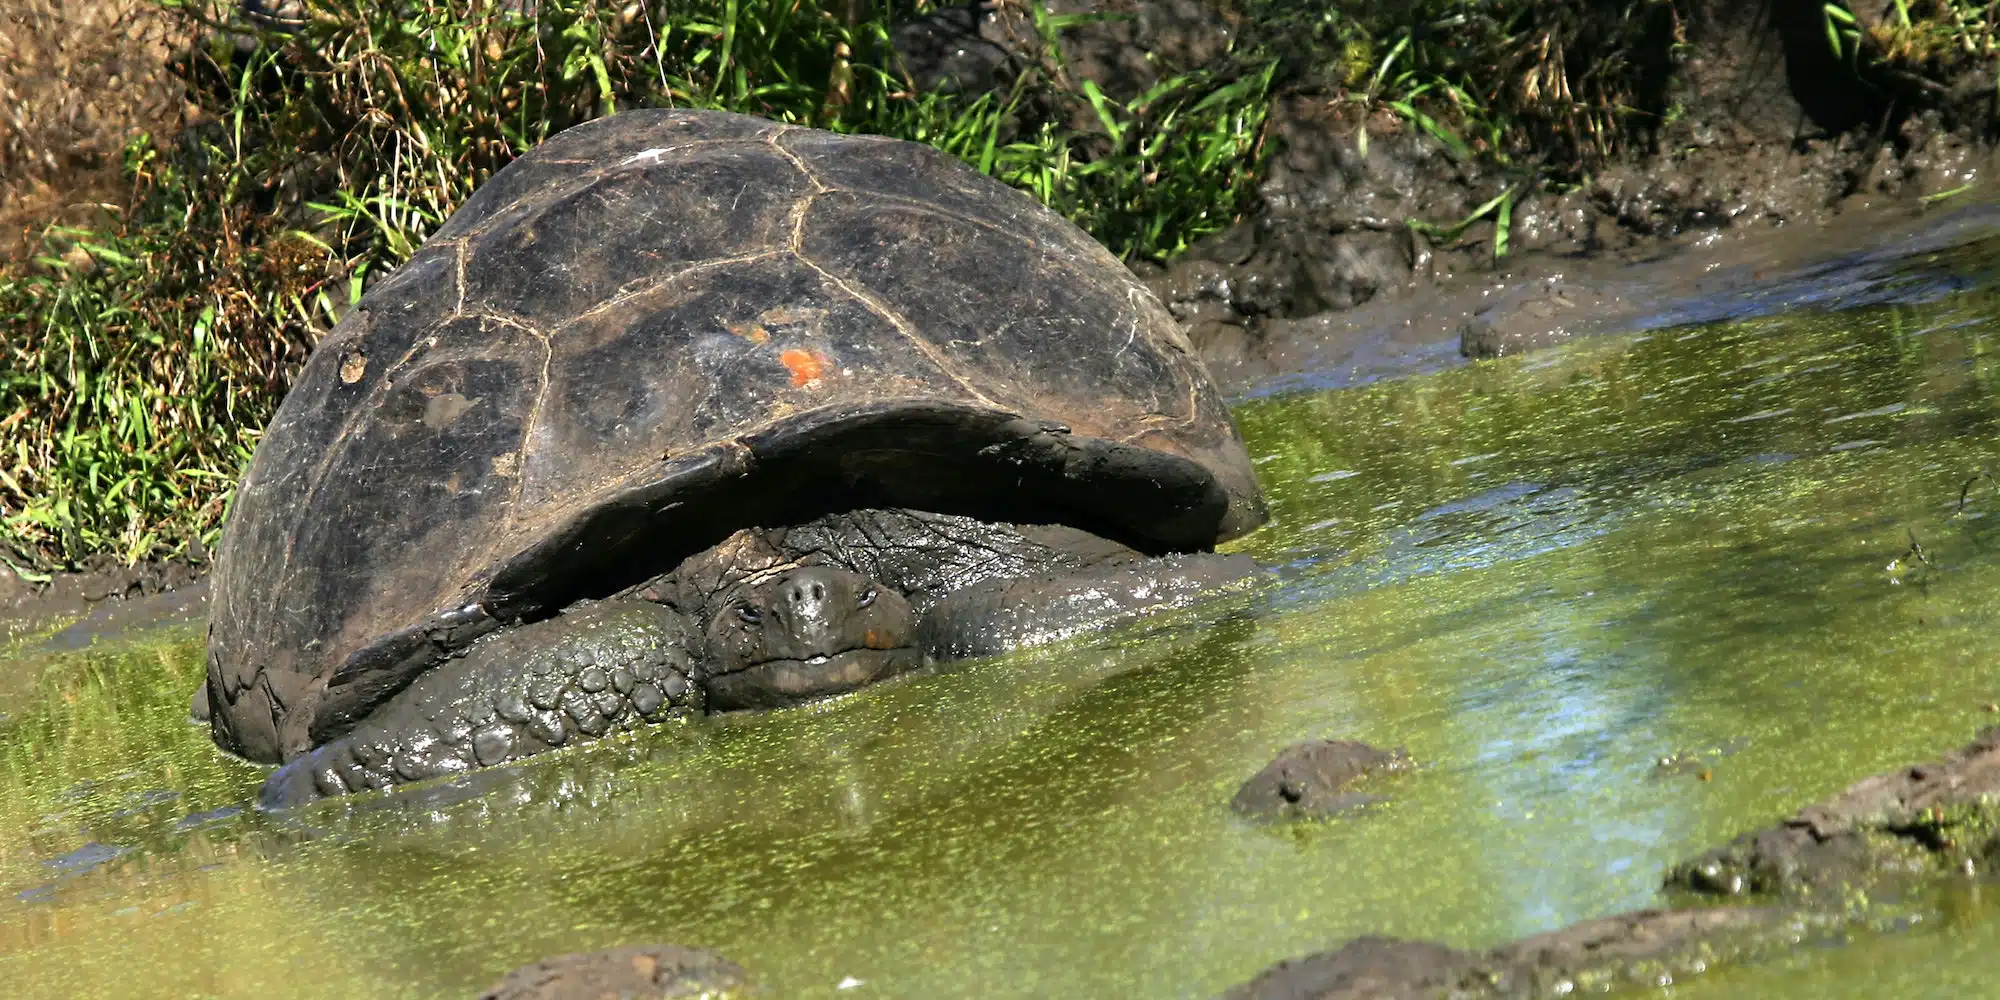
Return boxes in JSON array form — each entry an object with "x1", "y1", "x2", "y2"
[{"x1": 702, "y1": 646, "x2": 928, "y2": 711}]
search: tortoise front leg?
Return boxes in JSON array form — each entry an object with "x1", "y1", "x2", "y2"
[{"x1": 259, "y1": 600, "x2": 702, "y2": 808}]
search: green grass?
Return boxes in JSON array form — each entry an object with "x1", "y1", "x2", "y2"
[
  {"x1": 1237, "y1": 0, "x2": 1677, "y2": 170},
  {"x1": 1817, "y1": 0, "x2": 2000, "y2": 100}
]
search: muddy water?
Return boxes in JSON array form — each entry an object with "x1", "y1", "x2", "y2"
[{"x1": 9, "y1": 240, "x2": 2000, "y2": 998}]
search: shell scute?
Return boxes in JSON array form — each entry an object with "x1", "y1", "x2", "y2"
[
  {"x1": 460, "y1": 143, "x2": 811, "y2": 325},
  {"x1": 794, "y1": 192, "x2": 1192, "y2": 437},
  {"x1": 516, "y1": 255, "x2": 977, "y2": 514},
  {"x1": 430, "y1": 110, "x2": 785, "y2": 243}
]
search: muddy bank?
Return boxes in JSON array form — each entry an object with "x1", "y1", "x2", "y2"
[
  {"x1": 995, "y1": 0, "x2": 2000, "y2": 382},
  {"x1": 1223, "y1": 908, "x2": 1804, "y2": 1000},
  {"x1": 1163, "y1": 103, "x2": 1996, "y2": 387},
  {"x1": 1222, "y1": 726, "x2": 2000, "y2": 998},
  {"x1": 0, "y1": 554, "x2": 208, "y2": 647},
  {"x1": 1208, "y1": 195, "x2": 2000, "y2": 396}
]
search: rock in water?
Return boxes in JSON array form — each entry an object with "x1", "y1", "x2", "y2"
[
  {"x1": 480, "y1": 944, "x2": 747, "y2": 1000},
  {"x1": 1231, "y1": 739, "x2": 1411, "y2": 820}
]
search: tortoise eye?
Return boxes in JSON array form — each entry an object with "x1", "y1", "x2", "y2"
[
  {"x1": 736, "y1": 603, "x2": 762, "y2": 624},
  {"x1": 855, "y1": 587, "x2": 876, "y2": 609}
]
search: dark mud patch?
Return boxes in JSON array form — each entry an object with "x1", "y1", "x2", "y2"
[
  {"x1": 1208, "y1": 196, "x2": 2000, "y2": 398},
  {"x1": 1094, "y1": 0, "x2": 2000, "y2": 388},
  {"x1": 1227, "y1": 727, "x2": 2000, "y2": 998},
  {"x1": 1231, "y1": 739, "x2": 1411, "y2": 821},
  {"x1": 1671, "y1": 726, "x2": 2000, "y2": 902},
  {"x1": 1222, "y1": 907, "x2": 1796, "y2": 1000},
  {"x1": 480, "y1": 943, "x2": 747, "y2": 1000}
]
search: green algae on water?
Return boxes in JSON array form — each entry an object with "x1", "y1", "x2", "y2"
[{"x1": 7, "y1": 289, "x2": 2000, "y2": 997}]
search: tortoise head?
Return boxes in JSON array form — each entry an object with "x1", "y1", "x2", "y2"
[{"x1": 699, "y1": 566, "x2": 927, "y2": 709}]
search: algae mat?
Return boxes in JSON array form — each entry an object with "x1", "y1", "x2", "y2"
[{"x1": 8, "y1": 280, "x2": 2000, "y2": 997}]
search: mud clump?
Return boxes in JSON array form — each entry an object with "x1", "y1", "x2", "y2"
[
  {"x1": 1670, "y1": 726, "x2": 2000, "y2": 901},
  {"x1": 1231, "y1": 739, "x2": 1411, "y2": 820},
  {"x1": 480, "y1": 944, "x2": 748, "y2": 1000},
  {"x1": 1222, "y1": 907, "x2": 1790, "y2": 1000}
]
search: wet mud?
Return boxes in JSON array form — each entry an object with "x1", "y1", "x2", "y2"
[
  {"x1": 1222, "y1": 726, "x2": 2000, "y2": 998},
  {"x1": 0, "y1": 554, "x2": 208, "y2": 647},
  {"x1": 1172, "y1": 112, "x2": 2000, "y2": 389},
  {"x1": 983, "y1": 0, "x2": 2000, "y2": 384},
  {"x1": 1223, "y1": 908, "x2": 1796, "y2": 1000},
  {"x1": 1671, "y1": 726, "x2": 2000, "y2": 903}
]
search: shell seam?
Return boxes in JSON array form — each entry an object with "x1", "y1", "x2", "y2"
[
  {"x1": 550, "y1": 249, "x2": 789, "y2": 334},
  {"x1": 482, "y1": 313, "x2": 556, "y2": 534},
  {"x1": 769, "y1": 128, "x2": 828, "y2": 256},
  {"x1": 453, "y1": 240, "x2": 469, "y2": 315},
  {"x1": 792, "y1": 256, "x2": 1005, "y2": 410},
  {"x1": 850, "y1": 190, "x2": 1041, "y2": 250},
  {"x1": 767, "y1": 130, "x2": 1002, "y2": 410}
]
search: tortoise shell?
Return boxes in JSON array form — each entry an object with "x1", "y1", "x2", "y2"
[{"x1": 207, "y1": 108, "x2": 1266, "y2": 763}]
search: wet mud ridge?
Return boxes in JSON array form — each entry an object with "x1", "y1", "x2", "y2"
[
  {"x1": 0, "y1": 553, "x2": 207, "y2": 648},
  {"x1": 1220, "y1": 727, "x2": 2000, "y2": 998}
]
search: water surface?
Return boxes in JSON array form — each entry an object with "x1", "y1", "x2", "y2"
[{"x1": 8, "y1": 246, "x2": 2000, "y2": 997}]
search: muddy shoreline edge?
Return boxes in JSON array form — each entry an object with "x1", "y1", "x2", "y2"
[{"x1": 1219, "y1": 723, "x2": 2000, "y2": 999}]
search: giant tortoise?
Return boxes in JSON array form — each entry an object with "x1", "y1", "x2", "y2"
[{"x1": 202, "y1": 108, "x2": 1268, "y2": 805}]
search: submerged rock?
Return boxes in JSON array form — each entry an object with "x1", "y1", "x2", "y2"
[
  {"x1": 1456, "y1": 276, "x2": 1627, "y2": 359},
  {"x1": 1221, "y1": 936, "x2": 1472, "y2": 1000},
  {"x1": 480, "y1": 944, "x2": 747, "y2": 1000},
  {"x1": 1231, "y1": 739, "x2": 1411, "y2": 820},
  {"x1": 1221, "y1": 907, "x2": 1789, "y2": 999}
]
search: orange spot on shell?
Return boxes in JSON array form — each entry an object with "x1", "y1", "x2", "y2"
[{"x1": 779, "y1": 348, "x2": 826, "y2": 387}]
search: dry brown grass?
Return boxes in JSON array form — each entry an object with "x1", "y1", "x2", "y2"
[{"x1": 0, "y1": 0, "x2": 190, "y2": 262}]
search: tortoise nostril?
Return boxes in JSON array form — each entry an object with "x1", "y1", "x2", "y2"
[{"x1": 810, "y1": 582, "x2": 824, "y2": 601}]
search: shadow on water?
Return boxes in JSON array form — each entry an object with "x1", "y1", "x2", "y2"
[{"x1": 10, "y1": 230, "x2": 2000, "y2": 997}]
